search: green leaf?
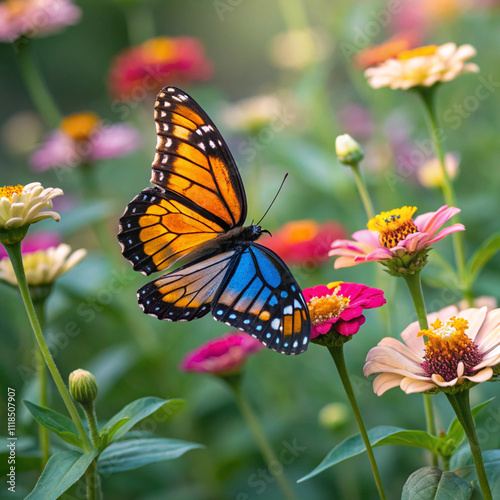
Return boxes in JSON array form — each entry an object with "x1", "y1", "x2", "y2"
[
  {"x1": 98, "y1": 438, "x2": 203, "y2": 475},
  {"x1": 23, "y1": 400, "x2": 83, "y2": 448},
  {"x1": 454, "y1": 449, "x2": 500, "y2": 499},
  {"x1": 402, "y1": 466, "x2": 474, "y2": 500},
  {"x1": 25, "y1": 449, "x2": 98, "y2": 500},
  {"x1": 466, "y1": 234, "x2": 500, "y2": 284},
  {"x1": 299, "y1": 426, "x2": 440, "y2": 482},
  {"x1": 100, "y1": 397, "x2": 184, "y2": 446},
  {"x1": 99, "y1": 418, "x2": 130, "y2": 450},
  {"x1": 446, "y1": 398, "x2": 494, "y2": 450}
]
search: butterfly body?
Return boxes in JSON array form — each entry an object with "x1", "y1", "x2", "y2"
[{"x1": 118, "y1": 86, "x2": 310, "y2": 354}]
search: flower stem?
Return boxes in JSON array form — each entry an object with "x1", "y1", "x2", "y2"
[
  {"x1": 327, "y1": 344, "x2": 387, "y2": 500},
  {"x1": 82, "y1": 402, "x2": 102, "y2": 500},
  {"x1": 350, "y1": 163, "x2": 375, "y2": 220},
  {"x1": 232, "y1": 385, "x2": 298, "y2": 500},
  {"x1": 446, "y1": 391, "x2": 493, "y2": 500},
  {"x1": 14, "y1": 41, "x2": 62, "y2": 129},
  {"x1": 417, "y1": 86, "x2": 471, "y2": 304},
  {"x1": 4, "y1": 242, "x2": 92, "y2": 452},
  {"x1": 403, "y1": 272, "x2": 438, "y2": 466},
  {"x1": 33, "y1": 300, "x2": 50, "y2": 468}
]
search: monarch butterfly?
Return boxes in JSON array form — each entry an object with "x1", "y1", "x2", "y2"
[{"x1": 118, "y1": 86, "x2": 311, "y2": 354}]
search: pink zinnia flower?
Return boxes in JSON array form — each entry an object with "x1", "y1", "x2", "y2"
[
  {"x1": 260, "y1": 220, "x2": 346, "y2": 267},
  {"x1": 329, "y1": 205, "x2": 464, "y2": 271},
  {"x1": 109, "y1": 36, "x2": 213, "y2": 101},
  {"x1": 0, "y1": 0, "x2": 81, "y2": 43},
  {"x1": 180, "y1": 333, "x2": 264, "y2": 375},
  {"x1": 364, "y1": 306, "x2": 500, "y2": 395},
  {"x1": 0, "y1": 230, "x2": 61, "y2": 259},
  {"x1": 303, "y1": 282, "x2": 386, "y2": 339},
  {"x1": 30, "y1": 112, "x2": 140, "y2": 171}
]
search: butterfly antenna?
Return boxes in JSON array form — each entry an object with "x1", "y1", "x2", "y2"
[{"x1": 256, "y1": 173, "x2": 288, "y2": 226}]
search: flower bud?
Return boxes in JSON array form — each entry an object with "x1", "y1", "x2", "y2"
[
  {"x1": 69, "y1": 369, "x2": 98, "y2": 405},
  {"x1": 318, "y1": 402, "x2": 349, "y2": 430},
  {"x1": 335, "y1": 134, "x2": 364, "y2": 166}
]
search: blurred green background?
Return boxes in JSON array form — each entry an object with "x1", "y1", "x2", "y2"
[{"x1": 1, "y1": 0, "x2": 500, "y2": 498}]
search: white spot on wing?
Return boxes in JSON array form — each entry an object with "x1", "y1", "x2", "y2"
[
  {"x1": 283, "y1": 306, "x2": 293, "y2": 315},
  {"x1": 271, "y1": 318, "x2": 280, "y2": 330}
]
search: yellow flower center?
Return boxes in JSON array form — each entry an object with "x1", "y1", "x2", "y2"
[
  {"x1": 367, "y1": 206, "x2": 418, "y2": 248},
  {"x1": 0, "y1": 185, "x2": 24, "y2": 201},
  {"x1": 142, "y1": 37, "x2": 174, "y2": 62},
  {"x1": 307, "y1": 286, "x2": 350, "y2": 326},
  {"x1": 418, "y1": 317, "x2": 482, "y2": 382},
  {"x1": 4, "y1": 0, "x2": 28, "y2": 18},
  {"x1": 397, "y1": 45, "x2": 438, "y2": 60},
  {"x1": 282, "y1": 220, "x2": 319, "y2": 244},
  {"x1": 61, "y1": 112, "x2": 100, "y2": 141}
]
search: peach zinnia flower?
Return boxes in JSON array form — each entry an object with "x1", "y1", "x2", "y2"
[
  {"x1": 364, "y1": 43, "x2": 479, "y2": 90},
  {"x1": 329, "y1": 205, "x2": 464, "y2": 272},
  {"x1": 364, "y1": 306, "x2": 500, "y2": 395}
]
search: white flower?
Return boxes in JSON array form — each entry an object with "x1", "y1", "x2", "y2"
[
  {"x1": 0, "y1": 243, "x2": 86, "y2": 286},
  {"x1": 335, "y1": 134, "x2": 364, "y2": 165},
  {"x1": 364, "y1": 43, "x2": 479, "y2": 90},
  {"x1": 0, "y1": 182, "x2": 63, "y2": 230},
  {"x1": 364, "y1": 306, "x2": 500, "y2": 395}
]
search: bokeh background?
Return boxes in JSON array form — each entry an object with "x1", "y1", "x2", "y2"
[{"x1": 1, "y1": 0, "x2": 500, "y2": 498}]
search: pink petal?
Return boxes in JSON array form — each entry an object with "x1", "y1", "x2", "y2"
[
  {"x1": 474, "y1": 308, "x2": 500, "y2": 347},
  {"x1": 415, "y1": 205, "x2": 460, "y2": 235},
  {"x1": 400, "y1": 378, "x2": 436, "y2": 394},
  {"x1": 425, "y1": 223, "x2": 465, "y2": 245},
  {"x1": 336, "y1": 317, "x2": 365, "y2": 336},
  {"x1": 372, "y1": 373, "x2": 405, "y2": 396}
]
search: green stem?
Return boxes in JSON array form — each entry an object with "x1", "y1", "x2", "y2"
[
  {"x1": 442, "y1": 455, "x2": 450, "y2": 472},
  {"x1": 82, "y1": 402, "x2": 102, "y2": 500},
  {"x1": 417, "y1": 87, "x2": 471, "y2": 304},
  {"x1": 33, "y1": 300, "x2": 50, "y2": 468},
  {"x1": 124, "y1": 2, "x2": 157, "y2": 46},
  {"x1": 351, "y1": 163, "x2": 375, "y2": 220},
  {"x1": 327, "y1": 344, "x2": 387, "y2": 500},
  {"x1": 5, "y1": 242, "x2": 92, "y2": 451},
  {"x1": 232, "y1": 385, "x2": 297, "y2": 500},
  {"x1": 277, "y1": 0, "x2": 310, "y2": 31},
  {"x1": 14, "y1": 42, "x2": 62, "y2": 129},
  {"x1": 446, "y1": 391, "x2": 493, "y2": 500},
  {"x1": 403, "y1": 272, "x2": 438, "y2": 466}
]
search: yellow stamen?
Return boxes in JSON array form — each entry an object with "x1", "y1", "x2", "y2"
[
  {"x1": 367, "y1": 206, "x2": 418, "y2": 248},
  {"x1": 307, "y1": 287, "x2": 350, "y2": 326},
  {"x1": 0, "y1": 185, "x2": 24, "y2": 201},
  {"x1": 61, "y1": 112, "x2": 100, "y2": 141},
  {"x1": 397, "y1": 45, "x2": 438, "y2": 60},
  {"x1": 143, "y1": 37, "x2": 174, "y2": 62}
]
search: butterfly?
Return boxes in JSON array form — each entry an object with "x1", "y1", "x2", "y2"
[{"x1": 117, "y1": 86, "x2": 310, "y2": 355}]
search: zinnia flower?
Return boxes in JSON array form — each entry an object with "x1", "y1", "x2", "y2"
[
  {"x1": 0, "y1": 242, "x2": 86, "y2": 286},
  {"x1": 30, "y1": 112, "x2": 140, "y2": 171},
  {"x1": 417, "y1": 153, "x2": 459, "y2": 188},
  {"x1": 329, "y1": 205, "x2": 464, "y2": 274},
  {"x1": 180, "y1": 332, "x2": 264, "y2": 375},
  {"x1": 0, "y1": 182, "x2": 63, "y2": 230},
  {"x1": 364, "y1": 306, "x2": 500, "y2": 395},
  {"x1": 303, "y1": 282, "x2": 386, "y2": 339},
  {"x1": 364, "y1": 43, "x2": 479, "y2": 90},
  {"x1": 0, "y1": 0, "x2": 81, "y2": 43},
  {"x1": 260, "y1": 220, "x2": 346, "y2": 267},
  {"x1": 109, "y1": 36, "x2": 213, "y2": 101}
]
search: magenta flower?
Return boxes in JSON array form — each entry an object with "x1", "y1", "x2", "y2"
[
  {"x1": 303, "y1": 282, "x2": 386, "y2": 339},
  {"x1": 180, "y1": 333, "x2": 264, "y2": 375},
  {"x1": 329, "y1": 205, "x2": 464, "y2": 272},
  {"x1": 0, "y1": 230, "x2": 61, "y2": 259},
  {"x1": 0, "y1": 0, "x2": 81, "y2": 43},
  {"x1": 31, "y1": 112, "x2": 140, "y2": 171}
]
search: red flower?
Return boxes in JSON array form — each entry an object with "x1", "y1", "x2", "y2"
[
  {"x1": 109, "y1": 36, "x2": 213, "y2": 101},
  {"x1": 303, "y1": 282, "x2": 386, "y2": 339},
  {"x1": 260, "y1": 220, "x2": 346, "y2": 267},
  {"x1": 180, "y1": 332, "x2": 264, "y2": 375}
]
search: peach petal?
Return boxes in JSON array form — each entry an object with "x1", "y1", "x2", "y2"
[
  {"x1": 400, "y1": 378, "x2": 436, "y2": 394},
  {"x1": 372, "y1": 373, "x2": 404, "y2": 396},
  {"x1": 463, "y1": 367, "x2": 493, "y2": 383}
]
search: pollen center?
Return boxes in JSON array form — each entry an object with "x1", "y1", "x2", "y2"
[
  {"x1": 307, "y1": 287, "x2": 350, "y2": 326},
  {"x1": 367, "y1": 206, "x2": 418, "y2": 248},
  {"x1": 397, "y1": 45, "x2": 438, "y2": 60},
  {"x1": 0, "y1": 185, "x2": 24, "y2": 201},
  {"x1": 61, "y1": 112, "x2": 100, "y2": 141},
  {"x1": 418, "y1": 316, "x2": 482, "y2": 382}
]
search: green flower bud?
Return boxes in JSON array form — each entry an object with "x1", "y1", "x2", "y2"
[
  {"x1": 69, "y1": 369, "x2": 98, "y2": 405},
  {"x1": 335, "y1": 134, "x2": 364, "y2": 166},
  {"x1": 318, "y1": 403, "x2": 349, "y2": 431}
]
